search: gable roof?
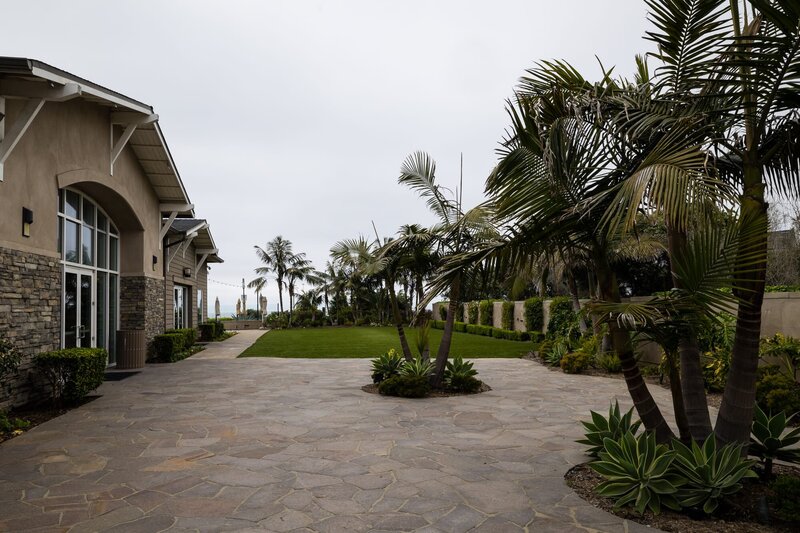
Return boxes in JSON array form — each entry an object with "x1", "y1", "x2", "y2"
[{"x1": 0, "y1": 57, "x2": 193, "y2": 214}]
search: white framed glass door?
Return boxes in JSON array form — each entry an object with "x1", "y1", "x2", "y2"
[
  {"x1": 63, "y1": 267, "x2": 95, "y2": 348},
  {"x1": 174, "y1": 285, "x2": 188, "y2": 329}
]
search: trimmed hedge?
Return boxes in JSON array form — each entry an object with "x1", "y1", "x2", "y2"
[
  {"x1": 501, "y1": 301, "x2": 514, "y2": 330},
  {"x1": 467, "y1": 302, "x2": 479, "y2": 324},
  {"x1": 479, "y1": 300, "x2": 493, "y2": 326},
  {"x1": 430, "y1": 319, "x2": 531, "y2": 341},
  {"x1": 438, "y1": 303, "x2": 448, "y2": 321},
  {"x1": 547, "y1": 296, "x2": 577, "y2": 337},
  {"x1": 524, "y1": 297, "x2": 545, "y2": 332},
  {"x1": 153, "y1": 333, "x2": 186, "y2": 362},
  {"x1": 34, "y1": 348, "x2": 107, "y2": 404},
  {"x1": 199, "y1": 320, "x2": 226, "y2": 341},
  {"x1": 166, "y1": 328, "x2": 196, "y2": 348}
]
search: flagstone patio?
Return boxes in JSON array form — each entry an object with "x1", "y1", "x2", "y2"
[{"x1": 0, "y1": 349, "x2": 674, "y2": 532}]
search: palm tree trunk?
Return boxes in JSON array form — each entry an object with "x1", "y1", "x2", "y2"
[
  {"x1": 387, "y1": 277, "x2": 413, "y2": 361},
  {"x1": 432, "y1": 275, "x2": 461, "y2": 388},
  {"x1": 595, "y1": 250, "x2": 674, "y2": 443},
  {"x1": 667, "y1": 226, "x2": 713, "y2": 441},
  {"x1": 664, "y1": 349, "x2": 692, "y2": 442},
  {"x1": 277, "y1": 277, "x2": 284, "y2": 314},
  {"x1": 566, "y1": 268, "x2": 587, "y2": 334},
  {"x1": 716, "y1": 157, "x2": 768, "y2": 446}
]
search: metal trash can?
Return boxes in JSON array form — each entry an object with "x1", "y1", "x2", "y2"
[{"x1": 116, "y1": 329, "x2": 146, "y2": 369}]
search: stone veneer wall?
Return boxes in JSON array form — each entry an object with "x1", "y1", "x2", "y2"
[
  {"x1": 0, "y1": 247, "x2": 61, "y2": 408},
  {"x1": 120, "y1": 276, "x2": 165, "y2": 352}
]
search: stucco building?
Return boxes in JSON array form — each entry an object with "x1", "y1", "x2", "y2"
[{"x1": 0, "y1": 57, "x2": 222, "y2": 406}]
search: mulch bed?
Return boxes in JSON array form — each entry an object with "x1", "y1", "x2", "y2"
[
  {"x1": 0, "y1": 396, "x2": 98, "y2": 445},
  {"x1": 566, "y1": 462, "x2": 800, "y2": 532},
  {"x1": 361, "y1": 381, "x2": 492, "y2": 397}
]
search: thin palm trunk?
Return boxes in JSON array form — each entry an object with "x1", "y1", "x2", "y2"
[
  {"x1": 595, "y1": 250, "x2": 674, "y2": 443},
  {"x1": 387, "y1": 278, "x2": 413, "y2": 362},
  {"x1": 667, "y1": 226, "x2": 713, "y2": 441},
  {"x1": 664, "y1": 349, "x2": 692, "y2": 442},
  {"x1": 277, "y1": 276, "x2": 284, "y2": 314},
  {"x1": 716, "y1": 157, "x2": 768, "y2": 446},
  {"x1": 566, "y1": 268, "x2": 587, "y2": 334},
  {"x1": 432, "y1": 275, "x2": 461, "y2": 388}
]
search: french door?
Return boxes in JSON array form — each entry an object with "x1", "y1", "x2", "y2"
[{"x1": 63, "y1": 267, "x2": 95, "y2": 349}]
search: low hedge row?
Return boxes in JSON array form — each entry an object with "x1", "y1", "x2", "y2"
[
  {"x1": 429, "y1": 320, "x2": 540, "y2": 342},
  {"x1": 199, "y1": 320, "x2": 226, "y2": 341},
  {"x1": 152, "y1": 333, "x2": 187, "y2": 362},
  {"x1": 34, "y1": 348, "x2": 107, "y2": 404}
]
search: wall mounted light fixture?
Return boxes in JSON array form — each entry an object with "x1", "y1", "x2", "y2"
[
  {"x1": 183, "y1": 267, "x2": 192, "y2": 277},
  {"x1": 22, "y1": 207, "x2": 33, "y2": 237}
]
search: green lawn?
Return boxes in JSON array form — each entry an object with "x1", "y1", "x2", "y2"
[{"x1": 239, "y1": 326, "x2": 532, "y2": 358}]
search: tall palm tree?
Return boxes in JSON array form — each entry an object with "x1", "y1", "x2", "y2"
[
  {"x1": 249, "y1": 236, "x2": 294, "y2": 314},
  {"x1": 286, "y1": 253, "x2": 313, "y2": 326},
  {"x1": 296, "y1": 288, "x2": 323, "y2": 321}
]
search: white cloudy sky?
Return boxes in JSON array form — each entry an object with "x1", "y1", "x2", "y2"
[{"x1": 5, "y1": 0, "x2": 649, "y2": 314}]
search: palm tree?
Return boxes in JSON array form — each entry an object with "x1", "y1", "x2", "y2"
[
  {"x1": 286, "y1": 253, "x2": 313, "y2": 326},
  {"x1": 249, "y1": 236, "x2": 294, "y2": 314},
  {"x1": 296, "y1": 288, "x2": 323, "y2": 321},
  {"x1": 399, "y1": 152, "x2": 496, "y2": 387}
]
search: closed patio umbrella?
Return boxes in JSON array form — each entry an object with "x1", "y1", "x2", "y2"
[{"x1": 214, "y1": 297, "x2": 220, "y2": 319}]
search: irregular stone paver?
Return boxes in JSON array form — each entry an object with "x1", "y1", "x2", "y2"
[
  {"x1": 191, "y1": 329, "x2": 265, "y2": 359},
  {"x1": 0, "y1": 356, "x2": 678, "y2": 532}
]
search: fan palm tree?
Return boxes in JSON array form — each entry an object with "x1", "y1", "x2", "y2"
[
  {"x1": 249, "y1": 236, "x2": 294, "y2": 314},
  {"x1": 286, "y1": 253, "x2": 314, "y2": 326},
  {"x1": 296, "y1": 288, "x2": 323, "y2": 321}
]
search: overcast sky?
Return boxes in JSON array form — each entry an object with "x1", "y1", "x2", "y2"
[{"x1": 5, "y1": 0, "x2": 649, "y2": 315}]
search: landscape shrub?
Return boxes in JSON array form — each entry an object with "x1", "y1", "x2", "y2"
[
  {"x1": 577, "y1": 401, "x2": 641, "y2": 458},
  {"x1": 152, "y1": 333, "x2": 186, "y2": 362},
  {"x1": 749, "y1": 405, "x2": 800, "y2": 477},
  {"x1": 34, "y1": 348, "x2": 107, "y2": 404},
  {"x1": 454, "y1": 321, "x2": 467, "y2": 333},
  {"x1": 595, "y1": 352, "x2": 622, "y2": 373},
  {"x1": 378, "y1": 375, "x2": 430, "y2": 398},
  {"x1": 430, "y1": 320, "x2": 445, "y2": 330},
  {"x1": 702, "y1": 347, "x2": 731, "y2": 392},
  {"x1": 467, "y1": 302, "x2": 479, "y2": 324},
  {"x1": 444, "y1": 356, "x2": 477, "y2": 385},
  {"x1": 547, "y1": 297, "x2": 577, "y2": 337},
  {"x1": 455, "y1": 305, "x2": 464, "y2": 322},
  {"x1": 529, "y1": 331, "x2": 544, "y2": 344},
  {"x1": 199, "y1": 323, "x2": 215, "y2": 342},
  {"x1": 536, "y1": 339, "x2": 555, "y2": 361},
  {"x1": 478, "y1": 300, "x2": 493, "y2": 326},
  {"x1": 0, "y1": 411, "x2": 30, "y2": 434},
  {"x1": 400, "y1": 356, "x2": 434, "y2": 379},
  {"x1": 755, "y1": 367, "x2": 800, "y2": 414},
  {"x1": 524, "y1": 297, "x2": 545, "y2": 332},
  {"x1": 560, "y1": 350, "x2": 594, "y2": 374},
  {"x1": 0, "y1": 334, "x2": 22, "y2": 397},
  {"x1": 438, "y1": 303, "x2": 448, "y2": 321},
  {"x1": 501, "y1": 301, "x2": 514, "y2": 330},
  {"x1": 760, "y1": 333, "x2": 800, "y2": 380},
  {"x1": 166, "y1": 328, "x2": 196, "y2": 348},
  {"x1": 770, "y1": 475, "x2": 800, "y2": 522}
]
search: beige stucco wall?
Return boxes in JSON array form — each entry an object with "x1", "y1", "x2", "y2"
[{"x1": 0, "y1": 98, "x2": 162, "y2": 279}]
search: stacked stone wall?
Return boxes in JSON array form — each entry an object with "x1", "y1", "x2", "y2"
[
  {"x1": 120, "y1": 276, "x2": 165, "y2": 353},
  {"x1": 0, "y1": 247, "x2": 61, "y2": 408}
]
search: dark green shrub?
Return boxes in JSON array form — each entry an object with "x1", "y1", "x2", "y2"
[
  {"x1": 560, "y1": 350, "x2": 593, "y2": 374},
  {"x1": 0, "y1": 334, "x2": 22, "y2": 397},
  {"x1": 770, "y1": 475, "x2": 800, "y2": 522},
  {"x1": 166, "y1": 328, "x2": 196, "y2": 348},
  {"x1": 199, "y1": 323, "x2": 215, "y2": 342},
  {"x1": 596, "y1": 352, "x2": 623, "y2": 373},
  {"x1": 465, "y1": 324, "x2": 478, "y2": 335},
  {"x1": 536, "y1": 339, "x2": 555, "y2": 361},
  {"x1": 0, "y1": 411, "x2": 30, "y2": 434},
  {"x1": 501, "y1": 301, "x2": 514, "y2": 330},
  {"x1": 756, "y1": 370, "x2": 800, "y2": 414},
  {"x1": 454, "y1": 321, "x2": 467, "y2": 333},
  {"x1": 430, "y1": 320, "x2": 445, "y2": 330},
  {"x1": 547, "y1": 297, "x2": 577, "y2": 337},
  {"x1": 529, "y1": 331, "x2": 544, "y2": 344},
  {"x1": 153, "y1": 333, "x2": 186, "y2": 362},
  {"x1": 448, "y1": 375, "x2": 482, "y2": 393},
  {"x1": 437, "y1": 303, "x2": 448, "y2": 320},
  {"x1": 524, "y1": 297, "x2": 545, "y2": 332},
  {"x1": 702, "y1": 347, "x2": 731, "y2": 392},
  {"x1": 378, "y1": 375, "x2": 431, "y2": 398},
  {"x1": 444, "y1": 356, "x2": 477, "y2": 384},
  {"x1": 479, "y1": 300, "x2": 493, "y2": 326},
  {"x1": 455, "y1": 304, "x2": 464, "y2": 322},
  {"x1": 467, "y1": 302, "x2": 479, "y2": 324},
  {"x1": 476, "y1": 325, "x2": 492, "y2": 336},
  {"x1": 34, "y1": 348, "x2": 107, "y2": 404}
]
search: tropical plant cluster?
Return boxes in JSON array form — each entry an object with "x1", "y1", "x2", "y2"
[
  {"x1": 579, "y1": 402, "x2": 800, "y2": 517},
  {"x1": 370, "y1": 349, "x2": 483, "y2": 397}
]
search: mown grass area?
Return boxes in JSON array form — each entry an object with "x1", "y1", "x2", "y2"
[{"x1": 239, "y1": 326, "x2": 532, "y2": 358}]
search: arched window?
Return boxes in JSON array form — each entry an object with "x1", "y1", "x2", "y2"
[{"x1": 57, "y1": 189, "x2": 120, "y2": 364}]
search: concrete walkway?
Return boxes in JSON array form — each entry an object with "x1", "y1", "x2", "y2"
[
  {"x1": 191, "y1": 330, "x2": 266, "y2": 360},
  {"x1": 0, "y1": 354, "x2": 674, "y2": 532}
]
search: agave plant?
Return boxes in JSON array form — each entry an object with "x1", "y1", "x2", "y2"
[
  {"x1": 671, "y1": 436, "x2": 756, "y2": 514},
  {"x1": 544, "y1": 340, "x2": 568, "y2": 367},
  {"x1": 750, "y1": 404, "x2": 800, "y2": 478},
  {"x1": 577, "y1": 401, "x2": 642, "y2": 458},
  {"x1": 591, "y1": 431, "x2": 684, "y2": 515},
  {"x1": 370, "y1": 349, "x2": 404, "y2": 383},
  {"x1": 400, "y1": 356, "x2": 435, "y2": 379},
  {"x1": 444, "y1": 356, "x2": 477, "y2": 382}
]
